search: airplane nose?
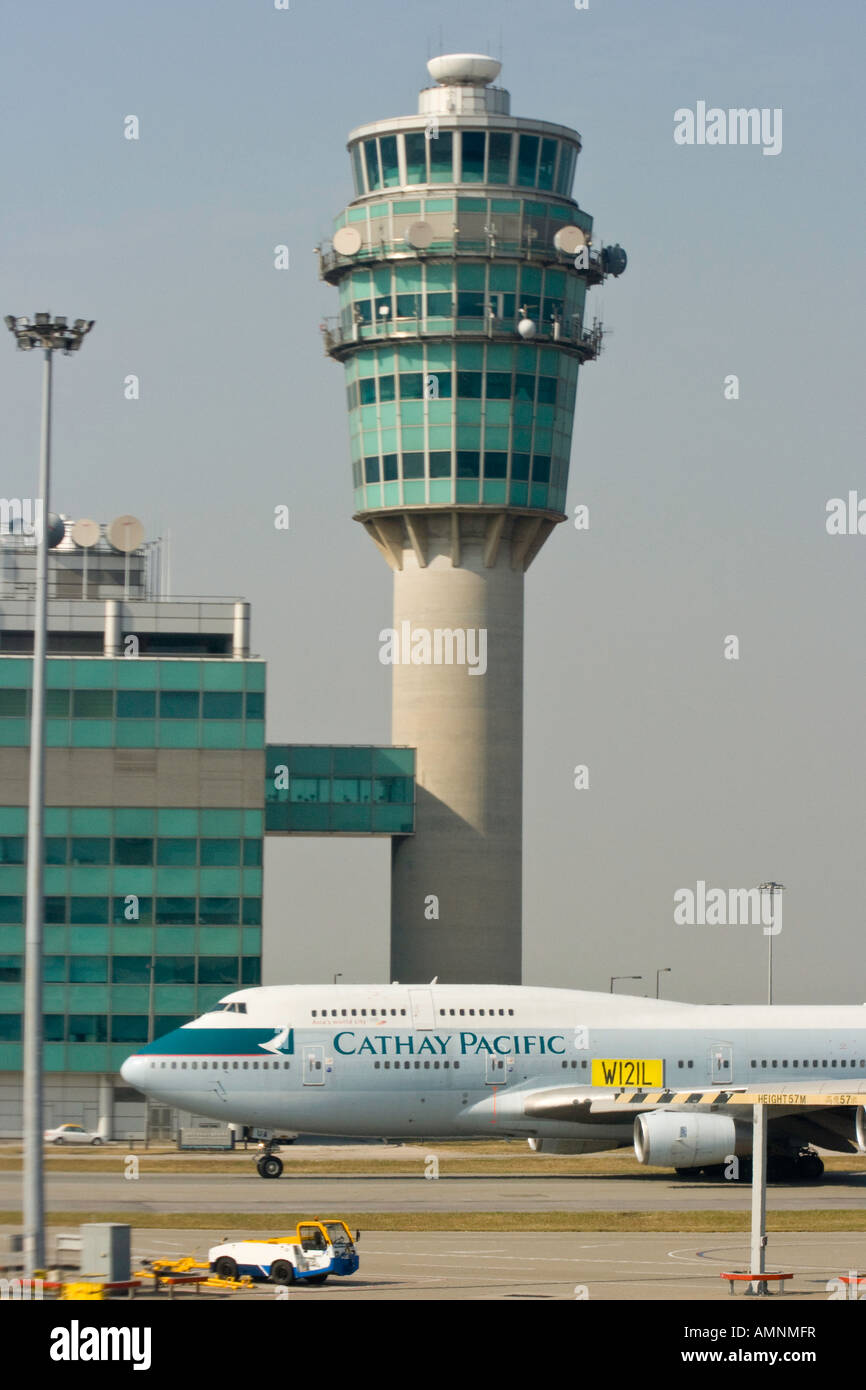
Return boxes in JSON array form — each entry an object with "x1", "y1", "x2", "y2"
[{"x1": 120, "y1": 1054, "x2": 146, "y2": 1088}]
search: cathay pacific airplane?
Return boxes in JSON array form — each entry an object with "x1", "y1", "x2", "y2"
[{"x1": 121, "y1": 983, "x2": 866, "y2": 1181}]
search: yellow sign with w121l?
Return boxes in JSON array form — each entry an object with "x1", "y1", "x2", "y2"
[{"x1": 591, "y1": 1058, "x2": 664, "y2": 1087}]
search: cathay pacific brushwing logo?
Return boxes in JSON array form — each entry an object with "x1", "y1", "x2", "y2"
[{"x1": 258, "y1": 1027, "x2": 293, "y2": 1055}]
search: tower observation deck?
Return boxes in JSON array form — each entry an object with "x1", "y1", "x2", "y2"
[{"x1": 319, "y1": 54, "x2": 626, "y2": 983}]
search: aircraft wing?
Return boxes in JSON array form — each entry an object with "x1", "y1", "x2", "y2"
[{"x1": 518, "y1": 1080, "x2": 866, "y2": 1124}]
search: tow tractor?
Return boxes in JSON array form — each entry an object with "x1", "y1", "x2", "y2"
[{"x1": 209, "y1": 1221, "x2": 360, "y2": 1285}]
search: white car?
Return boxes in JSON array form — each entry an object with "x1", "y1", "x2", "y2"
[{"x1": 44, "y1": 1123, "x2": 103, "y2": 1146}]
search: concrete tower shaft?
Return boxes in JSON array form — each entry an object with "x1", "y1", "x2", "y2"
[{"x1": 319, "y1": 55, "x2": 625, "y2": 983}]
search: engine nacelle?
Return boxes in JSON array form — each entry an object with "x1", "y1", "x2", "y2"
[
  {"x1": 856, "y1": 1107, "x2": 866, "y2": 1153},
  {"x1": 528, "y1": 1138, "x2": 625, "y2": 1155},
  {"x1": 634, "y1": 1111, "x2": 750, "y2": 1168}
]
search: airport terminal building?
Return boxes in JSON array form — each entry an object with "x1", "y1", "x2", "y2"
[{"x1": 0, "y1": 517, "x2": 415, "y2": 1138}]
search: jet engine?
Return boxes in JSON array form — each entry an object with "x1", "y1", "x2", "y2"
[{"x1": 634, "y1": 1111, "x2": 750, "y2": 1168}]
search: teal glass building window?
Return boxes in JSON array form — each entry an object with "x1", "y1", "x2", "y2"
[
  {"x1": 0, "y1": 690, "x2": 26, "y2": 715},
  {"x1": 198, "y1": 897, "x2": 239, "y2": 924},
  {"x1": 113, "y1": 896, "x2": 153, "y2": 923},
  {"x1": 517, "y1": 134, "x2": 539, "y2": 185},
  {"x1": 363, "y1": 139, "x2": 380, "y2": 191},
  {"x1": 405, "y1": 131, "x2": 427, "y2": 182},
  {"x1": 198, "y1": 957, "x2": 239, "y2": 985},
  {"x1": 156, "y1": 898, "x2": 196, "y2": 925},
  {"x1": 157, "y1": 838, "x2": 196, "y2": 865},
  {"x1": 0, "y1": 955, "x2": 21, "y2": 981},
  {"x1": 70, "y1": 837, "x2": 110, "y2": 865},
  {"x1": 68, "y1": 1015, "x2": 107, "y2": 1043},
  {"x1": 115, "y1": 838, "x2": 154, "y2": 865},
  {"x1": 45, "y1": 1015, "x2": 64, "y2": 1041},
  {"x1": 69, "y1": 897, "x2": 108, "y2": 924},
  {"x1": 429, "y1": 131, "x2": 453, "y2": 182},
  {"x1": 351, "y1": 143, "x2": 365, "y2": 195},
  {"x1": 70, "y1": 957, "x2": 108, "y2": 982},
  {"x1": 380, "y1": 135, "x2": 399, "y2": 186},
  {"x1": 487, "y1": 132, "x2": 511, "y2": 183},
  {"x1": 0, "y1": 837, "x2": 24, "y2": 864},
  {"x1": 538, "y1": 138, "x2": 557, "y2": 190},
  {"x1": 0, "y1": 1015, "x2": 21, "y2": 1040},
  {"x1": 159, "y1": 691, "x2": 199, "y2": 719},
  {"x1": 200, "y1": 839, "x2": 240, "y2": 865},
  {"x1": 461, "y1": 131, "x2": 485, "y2": 182},
  {"x1": 241, "y1": 957, "x2": 261, "y2": 985},
  {"x1": 154, "y1": 957, "x2": 195, "y2": 983},
  {"x1": 112, "y1": 956, "x2": 150, "y2": 984},
  {"x1": 44, "y1": 956, "x2": 65, "y2": 982},
  {"x1": 117, "y1": 691, "x2": 156, "y2": 718},
  {"x1": 111, "y1": 1016, "x2": 148, "y2": 1043},
  {"x1": 72, "y1": 690, "x2": 113, "y2": 718}
]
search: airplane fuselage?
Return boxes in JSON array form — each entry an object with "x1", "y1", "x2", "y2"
[{"x1": 121, "y1": 984, "x2": 866, "y2": 1148}]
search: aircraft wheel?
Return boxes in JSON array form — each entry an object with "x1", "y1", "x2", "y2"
[
  {"x1": 257, "y1": 1154, "x2": 283, "y2": 1179},
  {"x1": 270, "y1": 1260, "x2": 295, "y2": 1285},
  {"x1": 214, "y1": 1256, "x2": 238, "y2": 1280}
]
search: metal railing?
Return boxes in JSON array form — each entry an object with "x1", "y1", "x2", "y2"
[{"x1": 320, "y1": 315, "x2": 604, "y2": 358}]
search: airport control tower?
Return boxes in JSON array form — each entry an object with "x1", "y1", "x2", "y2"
[{"x1": 319, "y1": 54, "x2": 626, "y2": 984}]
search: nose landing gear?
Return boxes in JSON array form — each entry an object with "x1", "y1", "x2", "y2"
[{"x1": 255, "y1": 1139, "x2": 284, "y2": 1179}]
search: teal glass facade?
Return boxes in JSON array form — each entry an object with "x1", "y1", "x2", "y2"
[
  {"x1": 324, "y1": 112, "x2": 604, "y2": 521},
  {"x1": 266, "y1": 745, "x2": 414, "y2": 834},
  {"x1": 0, "y1": 656, "x2": 265, "y2": 749},
  {"x1": 0, "y1": 655, "x2": 264, "y2": 1074}
]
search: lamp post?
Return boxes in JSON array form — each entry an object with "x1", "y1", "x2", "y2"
[
  {"x1": 4, "y1": 313, "x2": 94, "y2": 1274},
  {"x1": 757, "y1": 882, "x2": 784, "y2": 1005},
  {"x1": 655, "y1": 967, "x2": 671, "y2": 999},
  {"x1": 610, "y1": 975, "x2": 642, "y2": 994}
]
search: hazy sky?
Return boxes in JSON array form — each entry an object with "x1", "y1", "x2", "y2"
[{"x1": 2, "y1": 0, "x2": 864, "y2": 1003}]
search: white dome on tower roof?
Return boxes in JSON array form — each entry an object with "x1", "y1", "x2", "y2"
[{"x1": 426, "y1": 54, "x2": 502, "y2": 86}]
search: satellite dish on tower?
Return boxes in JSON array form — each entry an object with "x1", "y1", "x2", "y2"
[
  {"x1": 405, "y1": 221, "x2": 434, "y2": 249},
  {"x1": 71, "y1": 518, "x2": 100, "y2": 548},
  {"x1": 333, "y1": 226, "x2": 362, "y2": 256},
  {"x1": 554, "y1": 226, "x2": 588, "y2": 254},
  {"x1": 106, "y1": 515, "x2": 145, "y2": 553},
  {"x1": 46, "y1": 513, "x2": 66, "y2": 548}
]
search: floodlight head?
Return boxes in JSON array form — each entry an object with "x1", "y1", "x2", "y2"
[
  {"x1": 16, "y1": 317, "x2": 30, "y2": 328},
  {"x1": 3, "y1": 316, "x2": 15, "y2": 330},
  {"x1": 54, "y1": 316, "x2": 67, "y2": 328},
  {"x1": 18, "y1": 337, "x2": 34, "y2": 350},
  {"x1": 73, "y1": 319, "x2": 86, "y2": 331},
  {"x1": 34, "y1": 312, "x2": 50, "y2": 326}
]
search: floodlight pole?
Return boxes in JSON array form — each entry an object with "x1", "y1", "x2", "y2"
[
  {"x1": 21, "y1": 347, "x2": 52, "y2": 1273},
  {"x1": 5, "y1": 313, "x2": 94, "y2": 1276},
  {"x1": 758, "y1": 882, "x2": 784, "y2": 1006}
]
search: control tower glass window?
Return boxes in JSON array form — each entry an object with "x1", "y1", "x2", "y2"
[
  {"x1": 517, "y1": 134, "x2": 539, "y2": 187},
  {"x1": 429, "y1": 131, "x2": 453, "y2": 183},
  {"x1": 405, "y1": 131, "x2": 427, "y2": 183},
  {"x1": 487, "y1": 132, "x2": 511, "y2": 183},
  {"x1": 538, "y1": 139, "x2": 557, "y2": 191},
  {"x1": 351, "y1": 145, "x2": 365, "y2": 196},
  {"x1": 380, "y1": 136, "x2": 400, "y2": 187},
  {"x1": 555, "y1": 145, "x2": 576, "y2": 196},
  {"x1": 363, "y1": 139, "x2": 381, "y2": 191},
  {"x1": 461, "y1": 132, "x2": 485, "y2": 183}
]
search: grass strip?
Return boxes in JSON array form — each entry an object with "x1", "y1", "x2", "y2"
[{"x1": 0, "y1": 1210, "x2": 862, "y2": 1233}]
